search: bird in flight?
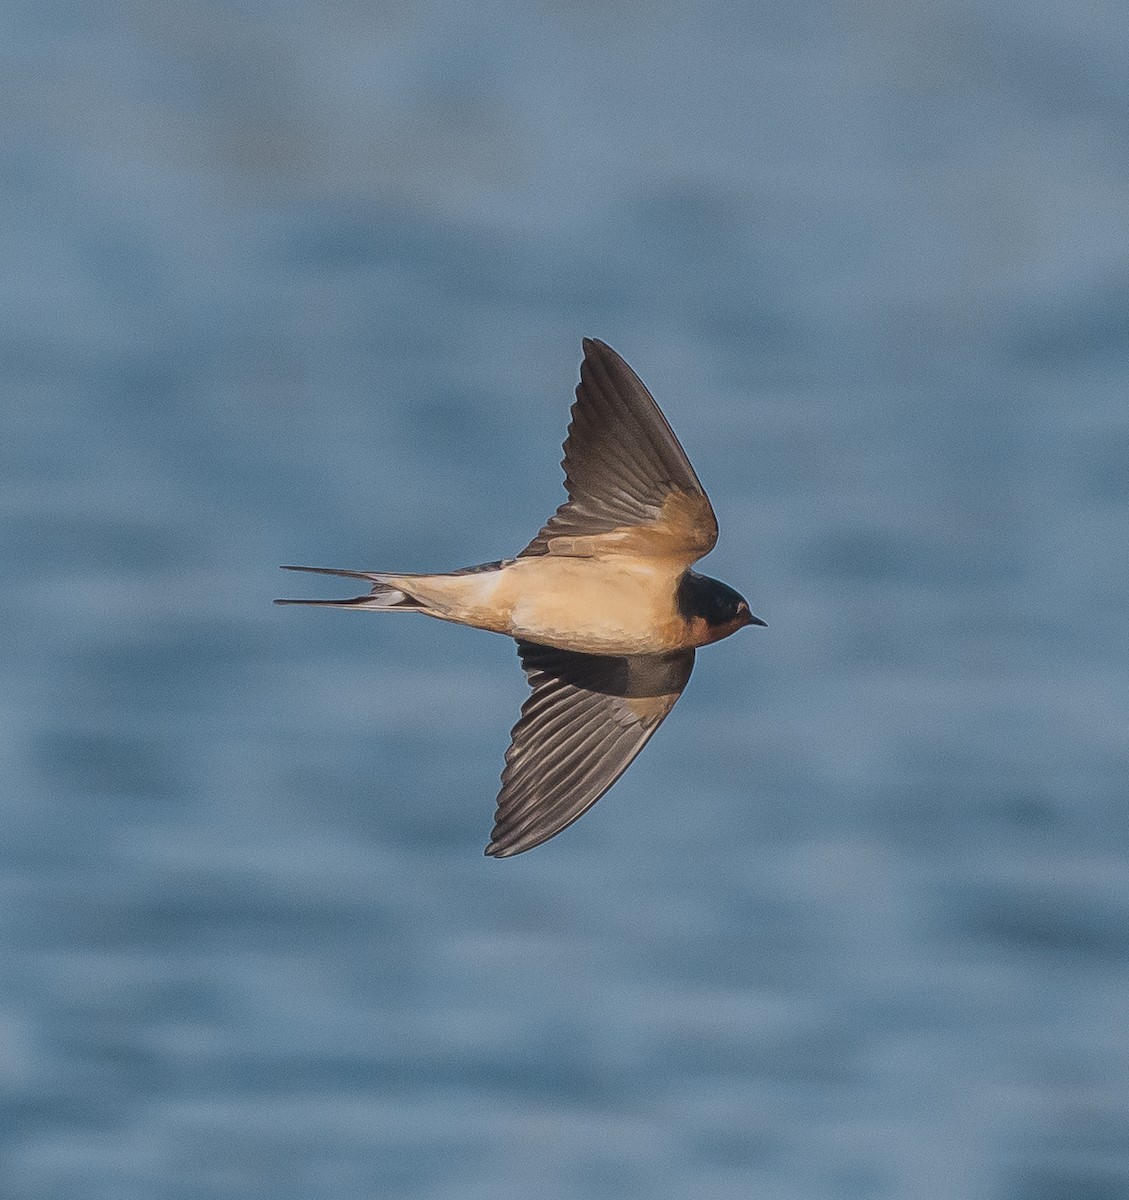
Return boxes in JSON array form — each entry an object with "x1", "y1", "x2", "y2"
[{"x1": 277, "y1": 339, "x2": 765, "y2": 856}]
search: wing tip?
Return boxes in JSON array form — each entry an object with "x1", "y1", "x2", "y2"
[
  {"x1": 581, "y1": 336, "x2": 616, "y2": 361},
  {"x1": 484, "y1": 834, "x2": 530, "y2": 858}
]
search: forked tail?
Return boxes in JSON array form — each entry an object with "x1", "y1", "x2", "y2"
[{"x1": 274, "y1": 565, "x2": 424, "y2": 610}]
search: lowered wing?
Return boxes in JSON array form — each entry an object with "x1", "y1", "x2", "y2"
[{"x1": 487, "y1": 640, "x2": 695, "y2": 857}]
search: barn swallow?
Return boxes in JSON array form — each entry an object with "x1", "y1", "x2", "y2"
[{"x1": 277, "y1": 338, "x2": 765, "y2": 856}]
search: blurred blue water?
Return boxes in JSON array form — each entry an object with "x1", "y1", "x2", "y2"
[{"x1": 3, "y1": 2, "x2": 1128, "y2": 1197}]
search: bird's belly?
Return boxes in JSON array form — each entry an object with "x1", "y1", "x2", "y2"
[{"x1": 503, "y1": 557, "x2": 683, "y2": 655}]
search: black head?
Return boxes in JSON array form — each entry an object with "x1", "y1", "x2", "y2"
[{"x1": 676, "y1": 570, "x2": 766, "y2": 633}]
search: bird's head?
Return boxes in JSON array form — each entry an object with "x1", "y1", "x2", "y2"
[{"x1": 676, "y1": 571, "x2": 767, "y2": 645}]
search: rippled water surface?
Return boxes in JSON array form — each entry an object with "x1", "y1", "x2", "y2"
[{"x1": 3, "y1": 3, "x2": 1128, "y2": 1197}]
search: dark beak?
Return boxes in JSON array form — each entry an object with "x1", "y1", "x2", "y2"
[{"x1": 739, "y1": 604, "x2": 767, "y2": 628}]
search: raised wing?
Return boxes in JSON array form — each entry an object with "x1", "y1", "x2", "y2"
[
  {"x1": 486, "y1": 641, "x2": 695, "y2": 857},
  {"x1": 519, "y1": 339, "x2": 718, "y2": 562}
]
